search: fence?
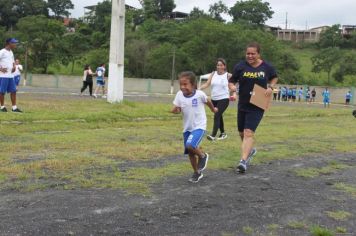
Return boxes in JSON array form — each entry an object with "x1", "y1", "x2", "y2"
[{"x1": 23, "y1": 74, "x2": 355, "y2": 105}]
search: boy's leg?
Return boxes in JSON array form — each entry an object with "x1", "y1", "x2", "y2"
[{"x1": 188, "y1": 153, "x2": 199, "y2": 173}]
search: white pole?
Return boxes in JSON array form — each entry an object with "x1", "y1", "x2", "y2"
[{"x1": 107, "y1": 0, "x2": 125, "y2": 103}]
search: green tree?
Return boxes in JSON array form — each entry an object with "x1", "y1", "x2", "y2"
[
  {"x1": 189, "y1": 7, "x2": 209, "y2": 19},
  {"x1": 318, "y1": 24, "x2": 343, "y2": 48},
  {"x1": 333, "y1": 51, "x2": 356, "y2": 83},
  {"x1": 17, "y1": 15, "x2": 65, "y2": 73},
  {"x1": 59, "y1": 33, "x2": 91, "y2": 74},
  {"x1": 0, "y1": 0, "x2": 48, "y2": 30},
  {"x1": 142, "y1": 0, "x2": 176, "y2": 20},
  {"x1": 208, "y1": 1, "x2": 228, "y2": 22},
  {"x1": 229, "y1": 0, "x2": 274, "y2": 26},
  {"x1": 47, "y1": 0, "x2": 74, "y2": 18},
  {"x1": 275, "y1": 52, "x2": 302, "y2": 84},
  {"x1": 311, "y1": 47, "x2": 341, "y2": 85}
]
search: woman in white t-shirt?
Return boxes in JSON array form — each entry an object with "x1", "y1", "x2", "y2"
[{"x1": 199, "y1": 58, "x2": 232, "y2": 141}]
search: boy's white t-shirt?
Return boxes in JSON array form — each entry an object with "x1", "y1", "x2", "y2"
[
  {"x1": 173, "y1": 90, "x2": 208, "y2": 132},
  {"x1": 0, "y1": 48, "x2": 15, "y2": 78}
]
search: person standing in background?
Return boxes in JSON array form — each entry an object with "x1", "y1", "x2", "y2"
[
  {"x1": 345, "y1": 91, "x2": 352, "y2": 105},
  {"x1": 80, "y1": 64, "x2": 94, "y2": 96},
  {"x1": 0, "y1": 38, "x2": 22, "y2": 113},
  {"x1": 13, "y1": 59, "x2": 23, "y2": 90}
]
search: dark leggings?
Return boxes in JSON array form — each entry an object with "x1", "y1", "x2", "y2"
[
  {"x1": 81, "y1": 80, "x2": 93, "y2": 95},
  {"x1": 211, "y1": 98, "x2": 230, "y2": 136}
]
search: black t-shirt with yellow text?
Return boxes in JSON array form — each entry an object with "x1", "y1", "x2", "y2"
[{"x1": 229, "y1": 60, "x2": 277, "y2": 111}]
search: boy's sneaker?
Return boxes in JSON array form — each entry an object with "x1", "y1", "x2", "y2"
[
  {"x1": 189, "y1": 172, "x2": 203, "y2": 183},
  {"x1": 198, "y1": 153, "x2": 209, "y2": 171},
  {"x1": 93, "y1": 94, "x2": 97, "y2": 98},
  {"x1": 207, "y1": 135, "x2": 216, "y2": 141},
  {"x1": 246, "y1": 148, "x2": 257, "y2": 164},
  {"x1": 237, "y1": 160, "x2": 247, "y2": 173},
  {"x1": 217, "y1": 133, "x2": 227, "y2": 140},
  {"x1": 0, "y1": 107, "x2": 7, "y2": 112},
  {"x1": 12, "y1": 108, "x2": 22, "y2": 113}
]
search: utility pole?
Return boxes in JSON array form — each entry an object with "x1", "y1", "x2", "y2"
[
  {"x1": 107, "y1": 0, "x2": 125, "y2": 103},
  {"x1": 285, "y1": 12, "x2": 288, "y2": 29},
  {"x1": 170, "y1": 47, "x2": 176, "y2": 95}
]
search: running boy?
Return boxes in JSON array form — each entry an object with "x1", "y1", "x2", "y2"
[
  {"x1": 93, "y1": 63, "x2": 106, "y2": 98},
  {"x1": 172, "y1": 71, "x2": 217, "y2": 183}
]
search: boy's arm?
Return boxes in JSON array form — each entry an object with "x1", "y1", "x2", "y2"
[
  {"x1": 205, "y1": 99, "x2": 218, "y2": 113},
  {"x1": 171, "y1": 106, "x2": 181, "y2": 114}
]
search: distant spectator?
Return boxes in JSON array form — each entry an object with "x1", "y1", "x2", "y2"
[
  {"x1": 305, "y1": 89, "x2": 310, "y2": 103},
  {"x1": 311, "y1": 89, "x2": 316, "y2": 103},
  {"x1": 93, "y1": 63, "x2": 106, "y2": 98},
  {"x1": 345, "y1": 91, "x2": 352, "y2": 105},
  {"x1": 287, "y1": 87, "x2": 292, "y2": 102},
  {"x1": 298, "y1": 87, "x2": 303, "y2": 102},
  {"x1": 291, "y1": 87, "x2": 297, "y2": 102},
  {"x1": 277, "y1": 86, "x2": 281, "y2": 101},
  {"x1": 322, "y1": 88, "x2": 330, "y2": 108},
  {"x1": 273, "y1": 87, "x2": 278, "y2": 101},
  {"x1": 13, "y1": 59, "x2": 23, "y2": 90}
]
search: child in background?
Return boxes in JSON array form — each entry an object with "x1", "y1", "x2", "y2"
[
  {"x1": 93, "y1": 63, "x2": 106, "y2": 98},
  {"x1": 172, "y1": 71, "x2": 218, "y2": 183}
]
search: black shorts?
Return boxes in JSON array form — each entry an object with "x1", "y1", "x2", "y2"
[
  {"x1": 346, "y1": 99, "x2": 350, "y2": 103},
  {"x1": 237, "y1": 109, "x2": 264, "y2": 132}
]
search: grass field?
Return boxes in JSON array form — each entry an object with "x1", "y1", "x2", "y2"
[{"x1": 1, "y1": 93, "x2": 356, "y2": 195}]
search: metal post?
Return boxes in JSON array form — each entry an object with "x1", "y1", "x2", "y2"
[{"x1": 107, "y1": 0, "x2": 125, "y2": 103}]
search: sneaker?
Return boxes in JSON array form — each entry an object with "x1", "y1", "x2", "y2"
[
  {"x1": 189, "y1": 172, "x2": 203, "y2": 183},
  {"x1": 207, "y1": 135, "x2": 216, "y2": 141},
  {"x1": 246, "y1": 148, "x2": 257, "y2": 164},
  {"x1": 12, "y1": 108, "x2": 23, "y2": 113},
  {"x1": 217, "y1": 133, "x2": 227, "y2": 140},
  {"x1": 237, "y1": 160, "x2": 247, "y2": 173},
  {"x1": 198, "y1": 153, "x2": 209, "y2": 171},
  {"x1": 102, "y1": 95, "x2": 107, "y2": 99},
  {"x1": 0, "y1": 107, "x2": 7, "y2": 112},
  {"x1": 93, "y1": 94, "x2": 97, "y2": 98}
]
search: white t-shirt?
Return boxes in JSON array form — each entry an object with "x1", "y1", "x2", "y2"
[
  {"x1": 0, "y1": 48, "x2": 15, "y2": 78},
  {"x1": 211, "y1": 71, "x2": 229, "y2": 100},
  {"x1": 173, "y1": 90, "x2": 208, "y2": 132},
  {"x1": 13, "y1": 64, "x2": 23, "y2": 76}
]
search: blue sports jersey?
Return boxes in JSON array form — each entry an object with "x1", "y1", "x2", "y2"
[
  {"x1": 322, "y1": 90, "x2": 330, "y2": 99},
  {"x1": 96, "y1": 67, "x2": 105, "y2": 81}
]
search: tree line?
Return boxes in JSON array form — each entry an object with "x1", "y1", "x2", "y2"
[{"x1": 0, "y1": 0, "x2": 355, "y2": 86}]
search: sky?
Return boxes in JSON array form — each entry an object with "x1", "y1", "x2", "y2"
[{"x1": 70, "y1": 0, "x2": 356, "y2": 30}]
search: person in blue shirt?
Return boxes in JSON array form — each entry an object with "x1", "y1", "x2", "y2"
[
  {"x1": 322, "y1": 88, "x2": 330, "y2": 108},
  {"x1": 292, "y1": 87, "x2": 297, "y2": 102},
  {"x1": 93, "y1": 63, "x2": 106, "y2": 98},
  {"x1": 229, "y1": 42, "x2": 278, "y2": 173},
  {"x1": 298, "y1": 87, "x2": 303, "y2": 102},
  {"x1": 345, "y1": 91, "x2": 352, "y2": 105}
]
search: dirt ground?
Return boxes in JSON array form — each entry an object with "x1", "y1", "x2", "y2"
[
  {"x1": 1, "y1": 89, "x2": 355, "y2": 236},
  {"x1": 1, "y1": 153, "x2": 355, "y2": 236}
]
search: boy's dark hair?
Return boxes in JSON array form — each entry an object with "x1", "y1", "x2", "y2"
[
  {"x1": 246, "y1": 42, "x2": 261, "y2": 54},
  {"x1": 178, "y1": 71, "x2": 197, "y2": 87}
]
